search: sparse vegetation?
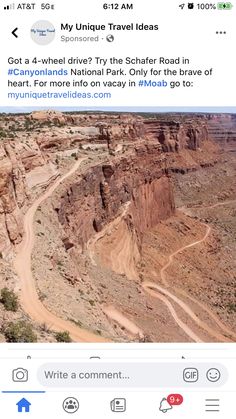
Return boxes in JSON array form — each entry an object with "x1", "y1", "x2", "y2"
[
  {"x1": 0, "y1": 130, "x2": 7, "y2": 138},
  {"x1": 3, "y1": 321, "x2": 37, "y2": 342},
  {"x1": 55, "y1": 331, "x2": 72, "y2": 342},
  {"x1": 24, "y1": 119, "x2": 34, "y2": 131},
  {"x1": 227, "y1": 303, "x2": 236, "y2": 313},
  {"x1": 8, "y1": 125, "x2": 16, "y2": 132},
  {"x1": 71, "y1": 152, "x2": 78, "y2": 160},
  {"x1": 38, "y1": 291, "x2": 47, "y2": 302},
  {"x1": 0, "y1": 287, "x2": 19, "y2": 312},
  {"x1": 138, "y1": 334, "x2": 153, "y2": 343},
  {"x1": 40, "y1": 322, "x2": 51, "y2": 333},
  {"x1": 69, "y1": 318, "x2": 83, "y2": 327}
]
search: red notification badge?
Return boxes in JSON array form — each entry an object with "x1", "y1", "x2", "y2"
[{"x1": 167, "y1": 394, "x2": 183, "y2": 406}]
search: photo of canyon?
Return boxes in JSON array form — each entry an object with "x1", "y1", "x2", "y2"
[{"x1": 0, "y1": 109, "x2": 235, "y2": 343}]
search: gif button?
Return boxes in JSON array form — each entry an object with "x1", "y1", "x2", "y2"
[{"x1": 183, "y1": 368, "x2": 199, "y2": 383}]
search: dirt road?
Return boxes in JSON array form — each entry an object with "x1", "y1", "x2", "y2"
[
  {"x1": 160, "y1": 225, "x2": 211, "y2": 287},
  {"x1": 103, "y1": 305, "x2": 144, "y2": 339},
  {"x1": 13, "y1": 158, "x2": 107, "y2": 342},
  {"x1": 87, "y1": 202, "x2": 131, "y2": 266},
  {"x1": 89, "y1": 197, "x2": 235, "y2": 342},
  {"x1": 143, "y1": 278, "x2": 230, "y2": 342},
  {"x1": 91, "y1": 205, "x2": 223, "y2": 341},
  {"x1": 142, "y1": 200, "x2": 236, "y2": 342},
  {"x1": 142, "y1": 283, "x2": 203, "y2": 342}
]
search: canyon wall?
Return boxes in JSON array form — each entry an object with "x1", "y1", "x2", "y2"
[
  {"x1": 206, "y1": 114, "x2": 236, "y2": 148},
  {"x1": 143, "y1": 117, "x2": 209, "y2": 152},
  {"x1": 1, "y1": 110, "x2": 231, "y2": 259},
  {"x1": 57, "y1": 141, "x2": 174, "y2": 250}
]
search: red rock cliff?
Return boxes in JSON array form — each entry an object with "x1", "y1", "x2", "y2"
[{"x1": 56, "y1": 140, "x2": 174, "y2": 251}]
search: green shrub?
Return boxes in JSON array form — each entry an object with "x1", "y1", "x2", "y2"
[
  {"x1": 55, "y1": 331, "x2": 72, "y2": 342},
  {"x1": 1, "y1": 287, "x2": 19, "y2": 312},
  {"x1": 0, "y1": 131, "x2": 7, "y2": 138},
  {"x1": 3, "y1": 321, "x2": 37, "y2": 342},
  {"x1": 227, "y1": 303, "x2": 236, "y2": 313}
]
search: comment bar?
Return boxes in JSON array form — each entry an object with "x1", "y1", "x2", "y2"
[{"x1": 38, "y1": 362, "x2": 227, "y2": 388}]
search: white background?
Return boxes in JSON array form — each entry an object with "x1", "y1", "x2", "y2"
[
  {"x1": 0, "y1": 0, "x2": 235, "y2": 107},
  {"x1": 0, "y1": 345, "x2": 236, "y2": 418}
]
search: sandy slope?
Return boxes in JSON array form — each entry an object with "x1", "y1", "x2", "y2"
[{"x1": 13, "y1": 158, "x2": 107, "y2": 342}]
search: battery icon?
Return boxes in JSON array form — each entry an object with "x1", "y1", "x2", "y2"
[{"x1": 217, "y1": 2, "x2": 233, "y2": 9}]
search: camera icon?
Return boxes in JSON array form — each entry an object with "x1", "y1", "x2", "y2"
[{"x1": 12, "y1": 368, "x2": 28, "y2": 382}]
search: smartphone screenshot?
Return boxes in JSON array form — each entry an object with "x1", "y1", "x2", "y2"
[{"x1": 0, "y1": 0, "x2": 235, "y2": 417}]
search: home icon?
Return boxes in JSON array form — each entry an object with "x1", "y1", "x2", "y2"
[{"x1": 16, "y1": 398, "x2": 31, "y2": 413}]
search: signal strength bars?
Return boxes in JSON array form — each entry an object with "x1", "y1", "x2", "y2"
[{"x1": 4, "y1": 3, "x2": 15, "y2": 10}]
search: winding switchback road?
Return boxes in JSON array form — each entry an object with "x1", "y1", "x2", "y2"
[{"x1": 142, "y1": 200, "x2": 236, "y2": 342}]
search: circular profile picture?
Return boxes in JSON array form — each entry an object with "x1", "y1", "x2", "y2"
[{"x1": 31, "y1": 20, "x2": 55, "y2": 45}]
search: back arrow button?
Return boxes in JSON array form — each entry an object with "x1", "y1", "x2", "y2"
[{"x1": 12, "y1": 28, "x2": 18, "y2": 38}]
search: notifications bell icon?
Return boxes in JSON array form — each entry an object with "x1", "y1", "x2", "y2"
[{"x1": 159, "y1": 398, "x2": 173, "y2": 413}]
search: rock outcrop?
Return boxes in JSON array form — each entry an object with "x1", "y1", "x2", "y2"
[
  {"x1": 0, "y1": 137, "x2": 55, "y2": 257},
  {"x1": 98, "y1": 119, "x2": 144, "y2": 154},
  {"x1": 0, "y1": 144, "x2": 25, "y2": 257},
  {"x1": 28, "y1": 109, "x2": 75, "y2": 125},
  {"x1": 143, "y1": 117, "x2": 209, "y2": 152}
]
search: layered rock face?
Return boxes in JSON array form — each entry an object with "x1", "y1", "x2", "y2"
[
  {"x1": 97, "y1": 118, "x2": 144, "y2": 154},
  {"x1": 130, "y1": 176, "x2": 175, "y2": 236},
  {"x1": 206, "y1": 114, "x2": 236, "y2": 148},
  {"x1": 57, "y1": 141, "x2": 174, "y2": 251},
  {"x1": 142, "y1": 116, "x2": 209, "y2": 152}
]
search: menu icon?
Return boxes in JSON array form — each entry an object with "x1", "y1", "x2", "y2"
[{"x1": 205, "y1": 398, "x2": 220, "y2": 412}]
